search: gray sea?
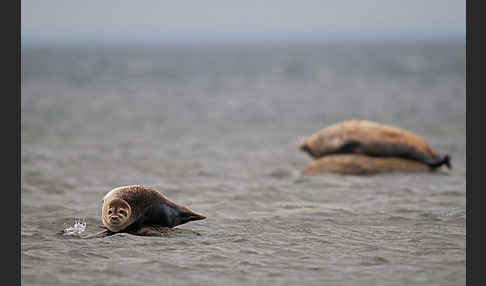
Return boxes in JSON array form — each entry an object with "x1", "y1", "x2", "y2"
[{"x1": 21, "y1": 42, "x2": 466, "y2": 286}]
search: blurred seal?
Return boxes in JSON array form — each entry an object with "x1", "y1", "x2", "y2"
[
  {"x1": 98, "y1": 185, "x2": 206, "y2": 237},
  {"x1": 301, "y1": 154, "x2": 434, "y2": 176},
  {"x1": 299, "y1": 119, "x2": 451, "y2": 170}
]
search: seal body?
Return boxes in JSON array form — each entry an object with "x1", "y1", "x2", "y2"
[
  {"x1": 299, "y1": 119, "x2": 451, "y2": 169},
  {"x1": 101, "y1": 185, "x2": 206, "y2": 236},
  {"x1": 301, "y1": 154, "x2": 434, "y2": 176}
]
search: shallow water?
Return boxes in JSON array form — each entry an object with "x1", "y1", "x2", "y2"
[{"x1": 21, "y1": 42, "x2": 466, "y2": 286}]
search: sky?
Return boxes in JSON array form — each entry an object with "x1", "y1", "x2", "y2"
[{"x1": 21, "y1": 0, "x2": 465, "y2": 45}]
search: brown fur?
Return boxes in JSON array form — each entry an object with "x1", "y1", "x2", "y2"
[
  {"x1": 299, "y1": 119, "x2": 450, "y2": 169},
  {"x1": 301, "y1": 154, "x2": 434, "y2": 176},
  {"x1": 101, "y1": 185, "x2": 206, "y2": 235}
]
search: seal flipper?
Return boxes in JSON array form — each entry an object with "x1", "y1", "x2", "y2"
[
  {"x1": 443, "y1": 155, "x2": 452, "y2": 169},
  {"x1": 425, "y1": 154, "x2": 452, "y2": 170},
  {"x1": 139, "y1": 202, "x2": 206, "y2": 228}
]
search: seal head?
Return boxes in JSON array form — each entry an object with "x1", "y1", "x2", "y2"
[{"x1": 102, "y1": 198, "x2": 132, "y2": 232}]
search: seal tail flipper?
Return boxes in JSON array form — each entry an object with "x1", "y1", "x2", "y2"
[
  {"x1": 180, "y1": 210, "x2": 206, "y2": 224},
  {"x1": 426, "y1": 154, "x2": 452, "y2": 170},
  {"x1": 442, "y1": 154, "x2": 452, "y2": 170}
]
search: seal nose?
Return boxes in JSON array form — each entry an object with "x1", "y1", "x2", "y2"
[{"x1": 111, "y1": 216, "x2": 119, "y2": 222}]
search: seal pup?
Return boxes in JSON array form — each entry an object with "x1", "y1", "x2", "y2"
[
  {"x1": 301, "y1": 154, "x2": 434, "y2": 176},
  {"x1": 299, "y1": 119, "x2": 451, "y2": 170},
  {"x1": 97, "y1": 185, "x2": 206, "y2": 237}
]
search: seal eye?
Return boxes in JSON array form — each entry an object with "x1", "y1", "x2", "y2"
[
  {"x1": 108, "y1": 210, "x2": 113, "y2": 215},
  {"x1": 119, "y1": 210, "x2": 127, "y2": 216}
]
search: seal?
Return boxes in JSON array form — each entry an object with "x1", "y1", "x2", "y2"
[
  {"x1": 98, "y1": 185, "x2": 206, "y2": 237},
  {"x1": 299, "y1": 119, "x2": 451, "y2": 170},
  {"x1": 301, "y1": 154, "x2": 434, "y2": 176}
]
